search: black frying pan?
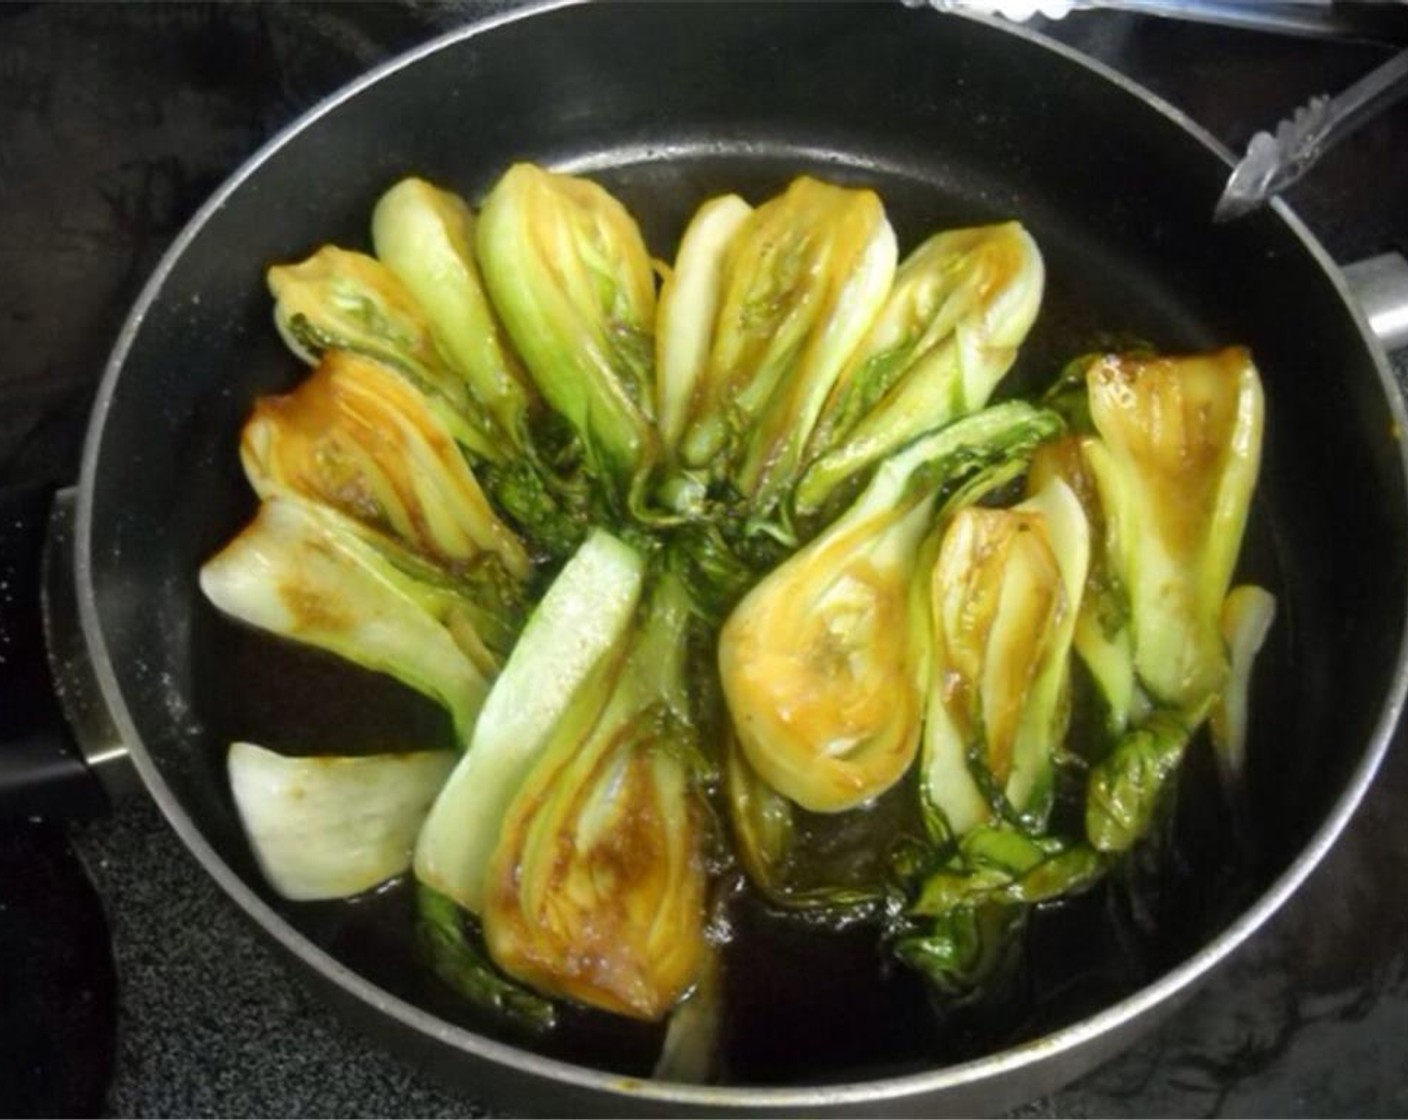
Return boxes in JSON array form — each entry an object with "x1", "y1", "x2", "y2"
[{"x1": 31, "y1": 2, "x2": 1408, "y2": 1113}]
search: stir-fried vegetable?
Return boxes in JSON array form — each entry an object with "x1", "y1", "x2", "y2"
[
  {"x1": 1210, "y1": 584, "x2": 1278, "y2": 793},
  {"x1": 921, "y1": 478, "x2": 1089, "y2": 840},
  {"x1": 1061, "y1": 348, "x2": 1269, "y2": 853},
  {"x1": 228, "y1": 741, "x2": 455, "y2": 901},
  {"x1": 372, "y1": 176, "x2": 539, "y2": 458},
  {"x1": 893, "y1": 828, "x2": 1104, "y2": 1001},
  {"x1": 481, "y1": 572, "x2": 711, "y2": 1020},
  {"x1": 241, "y1": 350, "x2": 531, "y2": 579},
  {"x1": 267, "y1": 245, "x2": 501, "y2": 462},
  {"x1": 655, "y1": 194, "x2": 754, "y2": 466},
  {"x1": 894, "y1": 479, "x2": 1091, "y2": 995},
  {"x1": 674, "y1": 176, "x2": 897, "y2": 528},
  {"x1": 200, "y1": 497, "x2": 523, "y2": 741},
  {"x1": 1083, "y1": 347, "x2": 1265, "y2": 717},
  {"x1": 1026, "y1": 435, "x2": 1139, "y2": 737},
  {"x1": 215, "y1": 165, "x2": 1277, "y2": 1050},
  {"x1": 414, "y1": 529, "x2": 646, "y2": 914},
  {"x1": 719, "y1": 403, "x2": 1064, "y2": 814},
  {"x1": 477, "y1": 163, "x2": 658, "y2": 508},
  {"x1": 797, "y1": 222, "x2": 1045, "y2": 518}
]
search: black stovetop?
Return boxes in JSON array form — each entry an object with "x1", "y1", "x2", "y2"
[{"x1": 2, "y1": 4, "x2": 1407, "y2": 1116}]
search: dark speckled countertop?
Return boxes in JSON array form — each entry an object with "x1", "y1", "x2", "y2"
[{"x1": 2, "y1": 3, "x2": 1408, "y2": 1116}]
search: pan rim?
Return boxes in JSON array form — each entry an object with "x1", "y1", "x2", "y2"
[{"x1": 74, "y1": 1, "x2": 1408, "y2": 1108}]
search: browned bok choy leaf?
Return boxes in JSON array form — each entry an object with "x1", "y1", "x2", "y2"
[
  {"x1": 719, "y1": 402, "x2": 1064, "y2": 816},
  {"x1": 920, "y1": 477, "x2": 1089, "y2": 839},
  {"x1": 1083, "y1": 348, "x2": 1265, "y2": 716},
  {"x1": 674, "y1": 176, "x2": 897, "y2": 530},
  {"x1": 267, "y1": 245, "x2": 502, "y2": 462},
  {"x1": 895, "y1": 476, "x2": 1095, "y2": 999},
  {"x1": 481, "y1": 572, "x2": 711, "y2": 1020},
  {"x1": 414, "y1": 530, "x2": 646, "y2": 915},
  {"x1": 1068, "y1": 348, "x2": 1270, "y2": 852},
  {"x1": 200, "y1": 497, "x2": 524, "y2": 742},
  {"x1": 240, "y1": 350, "x2": 530, "y2": 581}
]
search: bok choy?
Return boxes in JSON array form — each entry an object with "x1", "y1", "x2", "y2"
[
  {"x1": 797, "y1": 221, "x2": 1045, "y2": 518},
  {"x1": 894, "y1": 478, "x2": 1093, "y2": 997},
  {"x1": 229, "y1": 741, "x2": 454, "y2": 901},
  {"x1": 1083, "y1": 347, "x2": 1265, "y2": 717},
  {"x1": 240, "y1": 350, "x2": 531, "y2": 580},
  {"x1": 920, "y1": 477, "x2": 1089, "y2": 840},
  {"x1": 371, "y1": 176, "x2": 539, "y2": 459},
  {"x1": 481, "y1": 571, "x2": 711, "y2": 1020},
  {"x1": 414, "y1": 529, "x2": 646, "y2": 914},
  {"x1": 476, "y1": 163, "x2": 658, "y2": 508},
  {"x1": 200, "y1": 497, "x2": 523, "y2": 741},
  {"x1": 674, "y1": 176, "x2": 897, "y2": 526},
  {"x1": 267, "y1": 245, "x2": 501, "y2": 462},
  {"x1": 719, "y1": 402, "x2": 1064, "y2": 815},
  {"x1": 1074, "y1": 348, "x2": 1270, "y2": 852}
]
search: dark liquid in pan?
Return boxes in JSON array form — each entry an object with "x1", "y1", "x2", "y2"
[{"x1": 191, "y1": 154, "x2": 1298, "y2": 1085}]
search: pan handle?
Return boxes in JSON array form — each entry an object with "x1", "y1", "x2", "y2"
[
  {"x1": 1344, "y1": 252, "x2": 1408, "y2": 354},
  {"x1": 42, "y1": 488, "x2": 141, "y2": 805},
  {"x1": 0, "y1": 484, "x2": 135, "y2": 819}
]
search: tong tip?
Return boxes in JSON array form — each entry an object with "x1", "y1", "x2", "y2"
[{"x1": 1212, "y1": 187, "x2": 1263, "y2": 224}]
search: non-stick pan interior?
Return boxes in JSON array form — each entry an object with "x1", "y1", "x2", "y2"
[{"x1": 80, "y1": 0, "x2": 1408, "y2": 1091}]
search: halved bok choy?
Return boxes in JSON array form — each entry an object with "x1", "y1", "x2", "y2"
[
  {"x1": 673, "y1": 176, "x2": 897, "y2": 529},
  {"x1": 480, "y1": 570, "x2": 712, "y2": 1020},
  {"x1": 240, "y1": 350, "x2": 531, "y2": 580},
  {"x1": 895, "y1": 477, "x2": 1095, "y2": 997},
  {"x1": 200, "y1": 497, "x2": 524, "y2": 742},
  {"x1": 371, "y1": 176, "x2": 539, "y2": 460},
  {"x1": 1074, "y1": 348, "x2": 1271, "y2": 852},
  {"x1": 476, "y1": 163, "x2": 659, "y2": 511},
  {"x1": 267, "y1": 245, "x2": 502, "y2": 463},
  {"x1": 719, "y1": 402, "x2": 1065, "y2": 817},
  {"x1": 919, "y1": 477, "x2": 1090, "y2": 840},
  {"x1": 413, "y1": 529, "x2": 647, "y2": 915},
  {"x1": 797, "y1": 221, "x2": 1045, "y2": 519}
]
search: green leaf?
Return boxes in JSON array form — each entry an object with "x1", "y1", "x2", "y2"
[
  {"x1": 1085, "y1": 711, "x2": 1191, "y2": 853},
  {"x1": 476, "y1": 163, "x2": 658, "y2": 507},
  {"x1": 416, "y1": 884, "x2": 556, "y2": 1032}
]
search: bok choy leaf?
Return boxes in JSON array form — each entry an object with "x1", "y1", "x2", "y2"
[
  {"x1": 241, "y1": 350, "x2": 531, "y2": 580},
  {"x1": 675, "y1": 176, "x2": 897, "y2": 526},
  {"x1": 476, "y1": 163, "x2": 658, "y2": 509},
  {"x1": 200, "y1": 497, "x2": 523, "y2": 741},
  {"x1": 413, "y1": 529, "x2": 646, "y2": 914},
  {"x1": 481, "y1": 572, "x2": 711, "y2": 1020},
  {"x1": 267, "y1": 245, "x2": 502, "y2": 463},
  {"x1": 797, "y1": 221, "x2": 1044, "y2": 517},
  {"x1": 229, "y1": 741, "x2": 455, "y2": 901},
  {"x1": 371, "y1": 176, "x2": 539, "y2": 459},
  {"x1": 719, "y1": 402, "x2": 1064, "y2": 815}
]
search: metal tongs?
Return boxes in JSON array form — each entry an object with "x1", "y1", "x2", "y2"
[
  {"x1": 920, "y1": 0, "x2": 1404, "y2": 40},
  {"x1": 1215, "y1": 46, "x2": 1408, "y2": 219},
  {"x1": 918, "y1": 0, "x2": 1408, "y2": 219}
]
